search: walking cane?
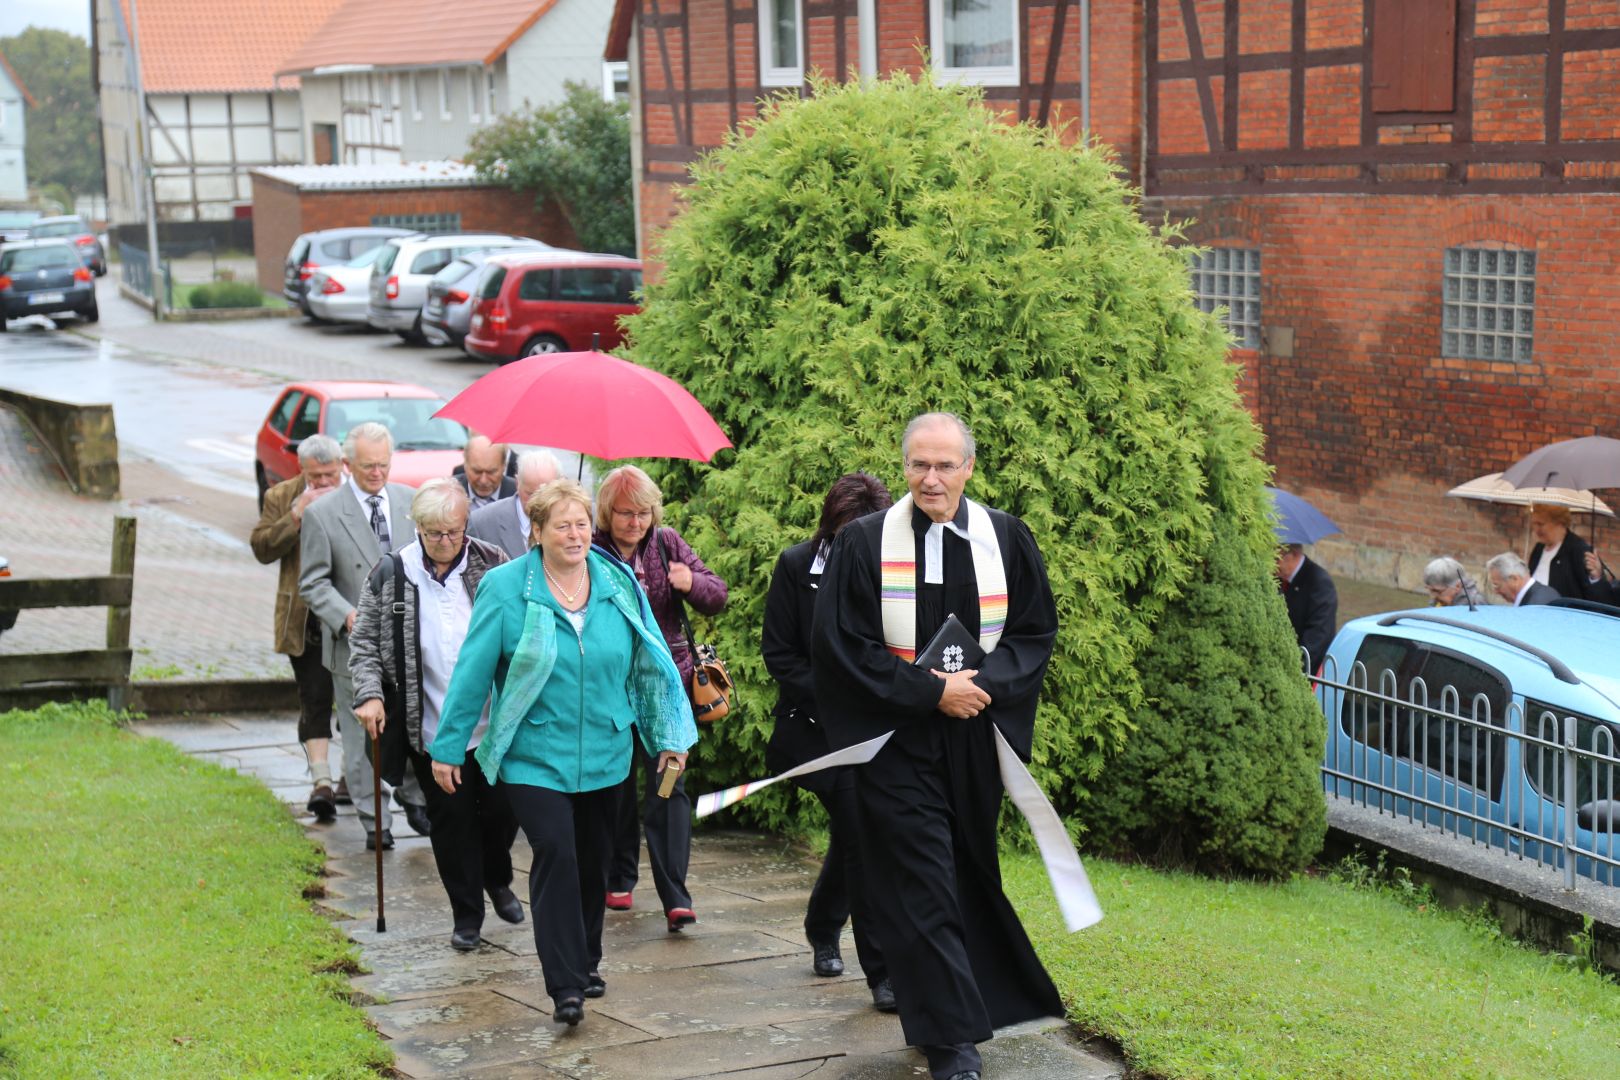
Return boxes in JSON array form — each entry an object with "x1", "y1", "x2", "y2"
[{"x1": 371, "y1": 729, "x2": 386, "y2": 933}]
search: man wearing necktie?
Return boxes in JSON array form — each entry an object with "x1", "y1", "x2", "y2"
[{"x1": 300, "y1": 421, "x2": 431, "y2": 848}]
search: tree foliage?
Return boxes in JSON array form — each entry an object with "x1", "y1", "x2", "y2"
[
  {"x1": 624, "y1": 75, "x2": 1325, "y2": 875},
  {"x1": 466, "y1": 82, "x2": 632, "y2": 255},
  {"x1": 0, "y1": 28, "x2": 103, "y2": 198}
]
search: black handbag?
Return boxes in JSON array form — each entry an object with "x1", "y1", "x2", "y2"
[{"x1": 364, "y1": 552, "x2": 411, "y2": 786}]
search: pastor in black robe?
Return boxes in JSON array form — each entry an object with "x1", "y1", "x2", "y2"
[{"x1": 810, "y1": 500, "x2": 1063, "y2": 1072}]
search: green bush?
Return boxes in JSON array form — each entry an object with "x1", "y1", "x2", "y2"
[
  {"x1": 187, "y1": 280, "x2": 264, "y2": 309},
  {"x1": 625, "y1": 74, "x2": 1324, "y2": 874}
]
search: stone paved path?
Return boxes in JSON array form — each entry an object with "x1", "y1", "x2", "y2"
[{"x1": 137, "y1": 711, "x2": 1126, "y2": 1079}]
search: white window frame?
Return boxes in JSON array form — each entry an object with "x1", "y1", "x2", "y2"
[
  {"x1": 410, "y1": 72, "x2": 423, "y2": 120},
  {"x1": 929, "y1": 0, "x2": 1020, "y2": 87},
  {"x1": 439, "y1": 68, "x2": 452, "y2": 120},
  {"x1": 467, "y1": 68, "x2": 482, "y2": 123},
  {"x1": 758, "y1": 0, "x2": 804, "y2": 88},
  {"x1": 487, "y1": 69, "x2": 498, "y2": 116}
]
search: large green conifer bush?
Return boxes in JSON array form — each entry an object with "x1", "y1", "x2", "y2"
[{"x1": 625, "y1": 75, "x2": 1325, "y2": 875}]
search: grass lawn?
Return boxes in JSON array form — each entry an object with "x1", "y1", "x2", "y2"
[
  {"x1": 0, "y1": 702, "x2": 390, "y2": 1077},
  {"x1": 1006, "y1": 851, "x2": 1620, "y2": 1079}
]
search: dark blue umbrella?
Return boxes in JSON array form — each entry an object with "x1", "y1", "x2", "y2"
[{"x1": 1266, "y1": 486, "x2": 1341, "y2": 545}]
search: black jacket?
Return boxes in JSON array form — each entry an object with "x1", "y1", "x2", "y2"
[
  {"x1": 761, "y1": 540, "x2": 831, "y2": 785},
  {"x1": 1283, "y1": 556, "x2": 1338, "y2": 674},
  {"x1": 1527, "y1": 530, "x2": 1596, "y2": 601}
]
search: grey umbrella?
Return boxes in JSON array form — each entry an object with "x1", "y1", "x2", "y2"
[{"x1": 1501, "y1": 436, "x2": 1620, "y2": 492}]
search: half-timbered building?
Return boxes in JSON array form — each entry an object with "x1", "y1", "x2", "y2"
[{"x1": 608, "y1": 0, "x2": 1620, "y2": 581}]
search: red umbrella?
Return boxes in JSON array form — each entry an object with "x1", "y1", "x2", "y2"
[{"x1": 434, "y1": 351, "x2": 732, "y2": 463}]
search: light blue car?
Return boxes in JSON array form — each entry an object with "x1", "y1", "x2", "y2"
[{"x1": 1319, "y1": 602, "x2": 1620, "y2": 886}]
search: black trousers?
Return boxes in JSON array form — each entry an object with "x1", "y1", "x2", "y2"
[
  {"x1": 504, "y1": 781, "x2": 616, "y2": 1003},
  {"x1": 409, "y1": 746, "x2": 518, "y2": 932},
  {"x1": 289, "y1": 614, "x2": 333, "y2": 744},
  {"x1": 607, "y1": 744, "x2": 692, "y2": 912},
  {"x1": 802, "y1": 767, "x2": 887, "y2": 986}
]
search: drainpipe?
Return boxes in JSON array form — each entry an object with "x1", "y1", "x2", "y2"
[
  {"x1": 1080, "y1": 0, "x2": 1091, "y2": 136},
  {"x1": 125, "y1": 0, "x2": 164, "y2": 320},
  {"x1": 857, "y1": 0, "x2": 877, "y2": 82}
]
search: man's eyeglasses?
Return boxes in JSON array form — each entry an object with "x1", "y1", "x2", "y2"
[
  {"x1": 421, "y1": 528, "x2": 466, "y2": 543},
  {"x1": 904, "y1": 460, "x2": 964, "y2": 478},
  {"x1": 612, "y1": 508, "x2": 654, "y2": 522}
]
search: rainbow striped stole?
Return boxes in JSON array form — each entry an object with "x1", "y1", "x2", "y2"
[{"x1": 879, "y1": 494, "x2": 1007, "y2": 662}]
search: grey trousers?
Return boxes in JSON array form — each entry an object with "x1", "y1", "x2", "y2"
[{"x1": 332, "y1": 670, "x2": 425, "y2": 831}]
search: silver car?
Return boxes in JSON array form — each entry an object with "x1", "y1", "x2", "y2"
[
  {"x1": 421, "y1": 247, "x2": 546, "y2": 347},
  {"x1": 284, "y1": 226, "x2": 415, "y2": 316},
  {"x1": 306, "y1": 244, "x2": 392, "y2": 324},
  {"x1": 367, "y1": 233, "x2": 541, "y2": 344}
]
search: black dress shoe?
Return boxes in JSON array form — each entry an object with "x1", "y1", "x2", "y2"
[
  {"x1": 553, "y1": 997, "x2": 584, "y2": 1026},
  {"x1": 306, "y1": 784, "x2": 337, "y2": 823},
  {"x1": 400, "y1": 801, "x2": 433, "y2": 837},
  {"x1": 365, "y1": 828, "x2": 394, "y2": 851},
  {"x1": 333, "y1": 777, "x2": 353, "y2": 805},
  {"x1": 489, "y1": 886, "x2": 525, "y2": 924},
  {"x1": 870, "y1": 977, "x2": 897, "y2": 1012},
  {"x1": 945, "y1": 1072, "x2": 980, "y2": 1080},
  {"x1": 811, "y1": 940, "x2": 844, "y2": 977},
  {"x1": 450, "y1": 926, "x2": 481, "y2": 951},
  {"x1": 584, "y1": 972, "x2": 606, "y2": 999}
]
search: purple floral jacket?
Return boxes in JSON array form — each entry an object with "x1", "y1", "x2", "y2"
[{"x1": 592, "y1": 524, "x2": 728, "y2": 685}]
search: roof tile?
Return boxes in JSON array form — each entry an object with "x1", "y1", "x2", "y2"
[
  {"x1": 120, "y1": 0, "x2": 348, "y2": 92},
  {"x1": 278, "y1": 0, "x2": 557, "y2": 75}
]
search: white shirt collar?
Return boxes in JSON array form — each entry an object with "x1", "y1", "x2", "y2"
[
  {"x1": 512, "y1": 494, "x2": 530, "y2": 542},
  {"x1": 1513, "y1": 578, "x2": 1535, "y2": 606},
  {"x1": 350, "y1": 477, "x2": 388, "y2": 512}
]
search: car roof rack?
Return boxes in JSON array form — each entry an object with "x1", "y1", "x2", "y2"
[
  {"x1": 1374, "y1": 612, "x2": 1580, "y2": 685},
  {"x1": 1547, "y1": 597, "x2": 1620, "y2": 618}
]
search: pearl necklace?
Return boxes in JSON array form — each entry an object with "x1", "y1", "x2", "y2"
[{"x1": 543, "y1": 560, "x2": 588, "y2": 606}]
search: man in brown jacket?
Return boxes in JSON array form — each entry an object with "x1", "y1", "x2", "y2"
[{"x1": 251, "y1": 434, "x2": 345, "y2": 820}]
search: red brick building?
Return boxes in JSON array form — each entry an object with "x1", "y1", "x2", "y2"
[{"x1": 606, "y1": 1, "x2": 1620, "y2": 584}]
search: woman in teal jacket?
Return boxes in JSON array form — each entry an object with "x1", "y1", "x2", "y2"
[{"x1": 431, "y1": 479, "x2": 696, "y2": 1028}]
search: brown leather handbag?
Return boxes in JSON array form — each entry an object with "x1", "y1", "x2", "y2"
[{"x1": 657, "y1": 529, "x2": 734, "y2": 723}]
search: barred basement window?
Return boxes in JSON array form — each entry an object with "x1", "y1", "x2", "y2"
[
  {"x1": 1442, "y1": 246, "x2": 1535, "y2": 362},
  {"x1": 371, "y1": 213, "x2": 462, "y2": 234},
  {"x1": 1189, "y1": 248, "x2": 1261, "y2": 349}
]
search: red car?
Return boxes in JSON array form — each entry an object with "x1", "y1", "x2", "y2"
[
  {"x1": 464, "y1": 251, "x2": 642, "y2": 363},
  {"x1": 255, "y1": 380, "x2": 468, "y2": 505}
]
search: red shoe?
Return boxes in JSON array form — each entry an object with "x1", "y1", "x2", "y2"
[
  {"x1": 605, "y1": 890, "x2": 633, "y2": 911},
  {"x1": 666, "y1": 907, "x2": 696, "y2": 933}
]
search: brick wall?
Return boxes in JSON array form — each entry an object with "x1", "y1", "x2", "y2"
[
  {"x1": 1150, "y1": 191, "x2": 1620, "y2": 584},
  {"x1": 250, "y1": 177, "x2": 576, "y2": 292}
]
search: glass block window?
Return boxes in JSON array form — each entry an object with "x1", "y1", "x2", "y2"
[
  {"x1": 371, "y1": 213, "x2": 461, "y2": 234},
  {"x1": 1188, "y1": 248, "x2": 1262, "y2": 349},
  {"x1": 1443, "y1": 247, "x2": 1536, "y2": 362}
]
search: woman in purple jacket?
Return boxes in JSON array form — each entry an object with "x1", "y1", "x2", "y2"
[{"x1": 593, "y1": 465, "x2": 728, "y2": 930}]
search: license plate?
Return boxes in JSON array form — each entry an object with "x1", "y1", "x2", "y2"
[{"x1": 30, "y1": 292, "x2": 65, "y2": 305}]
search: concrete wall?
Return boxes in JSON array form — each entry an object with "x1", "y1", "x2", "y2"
[
  {"x1": 400, "y1": 66, "x2": 485, "y2": 162},
  {"x1": 0, "y1": 390, "x2": 120, "y2": 499},
  {"x1": 95, "y1": 0, "x2": 146, "y2": 226},
  {"x1": 505, "y1": 0, "x2": 617, "y2": 111},
  {"x1": 298, "y1": 75, "x2": 342, "y2": 163},
  {"x1": 149, "y1": 91, "x2": 304, "y2": 221}
]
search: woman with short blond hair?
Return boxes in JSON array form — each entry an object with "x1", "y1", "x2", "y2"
[
  {"x1": 431, "y1": 478, "x2": 695, "y2": 1027},
  {"x1": 593, "y1": 464, "x2": 728, "y2": 930}
]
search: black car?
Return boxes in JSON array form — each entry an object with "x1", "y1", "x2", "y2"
[
  {"x1": 0, "y1": 240, "x2": 98, "y2": 329},
  {"x1": 27, "y1": 215, "x2": 107, "y2": 276}
]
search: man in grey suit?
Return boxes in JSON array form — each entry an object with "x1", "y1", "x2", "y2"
[
  {"x1": 1487, "y1": 552, "x2": 1561, "y2": 607},
  {"x1": 466, "y1": 449, "x2": 560, "y2": 560},
  {"x1": 299, "y1": 421, "x2": 430, "y2": 849}
]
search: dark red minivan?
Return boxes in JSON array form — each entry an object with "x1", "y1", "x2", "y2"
[{"x1": 463, "y1": 251, "x2": 642, "y2": 363}]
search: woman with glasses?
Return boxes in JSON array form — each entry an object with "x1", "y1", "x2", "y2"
[
  {"x1": 593, "y1": 464, "x2": 729, "y2": 930},
  {"x1": 349, "y1": 479, "x2": 520, "y2": 952},
  {"x1": 1420, "y1": 556, "x2": 1485, "y2": 608}
]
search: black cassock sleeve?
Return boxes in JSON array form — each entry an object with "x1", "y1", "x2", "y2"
[
  {"x1": 811, "y1": 520, "x2": 946, "y2": 748},
  {"x1": 761, "y1": 547, "x2": 815, "y2": 713},
  {"x1": 973, "y1": 513, "x2": 1058, "y2": 762}
]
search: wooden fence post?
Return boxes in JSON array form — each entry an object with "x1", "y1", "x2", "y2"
[{"x1": 105, "y1": 516, "x2": 137, "y2": 711}]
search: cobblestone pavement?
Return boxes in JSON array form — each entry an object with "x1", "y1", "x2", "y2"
[
  {"x1": 137, "y1": 711, "x2": 1126, "y2": 1080},
  {"x1": 0, "y1": 404, "x2": 282, "y2": 680}
]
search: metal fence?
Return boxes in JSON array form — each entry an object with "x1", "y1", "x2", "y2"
[
  {"x1": 118, "y1": 241, "x2": 173, "y2": 308},
  {"x1": 1317, "y1": 656, "x2": 1620, "y2": 892}
]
